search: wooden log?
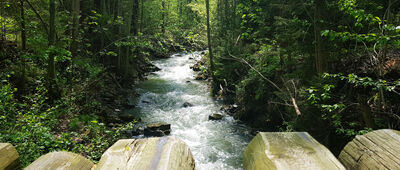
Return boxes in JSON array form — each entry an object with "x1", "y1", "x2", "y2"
[
  {"x1": 95, "y1": 136, "x2": 195, "y2": 170},
  {"x1": 25, "y1": 151, "x2": 94, "y2": 170},
  {"x1": 339, "y1": 129, "x2": 400, "y2": 170},
  {"x1": 243, "y1": 132, "x2": 345, "y2": 170},
  {"x1": 0, "y1": 143, "x2": 20, "y2": 170}
]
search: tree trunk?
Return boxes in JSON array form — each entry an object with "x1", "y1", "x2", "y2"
[
  {"x1": 357, "y1": 95, "x2": 376, "y2": 129},
  {"x1": 70, "y1": 0, "x2": 80, "y2": 58},
  {"x1": 47, "y1": 0, "x2": 57, "y2": 99},
  {"x1": 20, "y1": 0, "x2": 26, "y2": 51},
  {"x1": 161, "y1": 0, "x2": 166, "y2": 33},
  {"x1": 314, "y1": 0, "x2": 325, "y2": 74},
  {"x1": 140, "y1": 0, "x2": 144, "y2": 33},
  {"x1": 132, "y1": 0, "x2": 139, "y2": 35},
  {"x1": 48, "y1": 0, "x2": 56, "y2": 81},
  {"x1": 205, "y1": 0, "x2": 214, "y2": 80}
]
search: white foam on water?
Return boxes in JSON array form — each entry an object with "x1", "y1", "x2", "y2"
[{"x1": 133, "y1": 51, "x2": 252, "y2": 170}]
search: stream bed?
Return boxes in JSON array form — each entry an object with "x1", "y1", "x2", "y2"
[{"x1": 130, "y1": 51, "x2": 253, "y2": 170}]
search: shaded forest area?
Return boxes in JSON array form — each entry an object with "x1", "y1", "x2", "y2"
[
  {"x1": 1, "y1": 0, "x2": 400, "y2": 167},
  {"x1": 1, "y1": 0, "x2": 206, "y2": 166},
  {"x1": 210, "y1": 0, "x2": 400, "y2": 155}
]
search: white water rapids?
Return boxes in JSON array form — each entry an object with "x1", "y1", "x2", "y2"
[{"x1": 130, "y1": 51, "x2": 253, "y2": 170}]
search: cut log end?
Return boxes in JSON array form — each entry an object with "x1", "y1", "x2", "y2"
[
  {"x1": 0, "y1": 143, "x2": 20, "y2": 170},
  {"x1": 244, "y1": 132, "x2": 345, "y2": 170},
  {"x1": 96, "y1": 136, "x2": 195, "y2": 170},
  {"x1": 339, "y1": 129, "x2": 400, "y2": 170},
  {"x1": 25, "y1": 151, "x2": 94, "y2": 170}
]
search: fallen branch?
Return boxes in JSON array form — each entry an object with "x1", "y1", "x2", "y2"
[{"x1": 227, "y1": 52, "x2": 302, "y2": 115}]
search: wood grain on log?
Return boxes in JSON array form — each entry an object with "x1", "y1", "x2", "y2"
[
  {"x1": 243, "y1": 132, "x2": 345, "y2": 170},
  {"x1": 25, "y1": 151, "x2": 94, "y2": 170},
  {"x1": 0, "y1": 143, "x2": 20, "y2": 170},
  {"x1": 339, "y1": 129, "x2": 400, "y2": 170},
  {"x1": 95, "y1": 136, "x2": 195, "y2": 170}
]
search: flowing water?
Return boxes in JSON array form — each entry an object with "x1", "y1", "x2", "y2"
[{"x1": 130, "y1": 51, "x2": 253, "y2": 170}]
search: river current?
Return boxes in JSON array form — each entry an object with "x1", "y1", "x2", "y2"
[{"x1": 131, "y1": 51, "x2": 253, "y2": 170}]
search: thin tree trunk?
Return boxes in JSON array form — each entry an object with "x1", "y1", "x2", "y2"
[
  {"x1": 20, "y1": 0, "x2": 27, "y2": 93},
  {"x1": 20, "y1": 0, "x2": 26, "y2": 51},
  {"x1": 314, "y1": 0, "x2": 324, "y2": 74},
  {"x1": 70, "y1": 0, "x2": 80, "y2": 58},
  {"x1": 140, "y1": 0, "x2": 144, "y2": 33},
  {"x1": 161, "y1": 0, "x2": 166, "y2": 33},
  {"x1": 132, "y1": 0, "x2": 139, "y2": 35},
  {"x1": 48, "y1": 0, "x2": 57, "y2": 98},
  {"x1": 205, "y1": 0, "x2": 214, "y2": 80}
]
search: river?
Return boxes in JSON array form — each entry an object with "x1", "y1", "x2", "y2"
[{"x1": 130, "y1": 51, "x2": 253, "y2": 170}]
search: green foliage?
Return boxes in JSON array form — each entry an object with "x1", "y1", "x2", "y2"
[{"x1": 0, "y1": 78, "x2": 58, "y2": 166}]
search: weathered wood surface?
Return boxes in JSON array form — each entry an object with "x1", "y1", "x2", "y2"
[
  {"x1": 25, "y1": 151, "x2": 94, "y2": 170},
  {"x1": 0, "y1": 143, "x2": 20, "y2": 170},
  {"x1": 243, "y1": 132, "x2": 345, "y2": 170},
  {"x1": 339, "y1": 129, "x2": 400, "y2": 170},
  {"x1": 95, "y1": 136, "x2": 195, "y2": 170}
]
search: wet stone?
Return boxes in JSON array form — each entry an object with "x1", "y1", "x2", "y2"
[
  {"x1": 182, "y1": 102, "x2": 194, "y2": 108},
  {"x1": 209, "y1": 114, "x2": 223, "y2": 120},
  {"x1": 144, "y1": 122, "x2": 171, "y2": 137}
]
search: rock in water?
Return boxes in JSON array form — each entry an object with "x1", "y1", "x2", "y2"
[
  {"x1": 209, "y1": 114, "x2": 223, "y2": 120},
  {"x1": 144, "y1": 122, "x2": 171, "y2": 137},
  {"x1": 25, "y1": 152, "x2": 94, "y2": 170},
  {"x1": 182, "y1": 102, "x2": 194, "y2": 108},
  {"x1": 96, "y1": 137, "x2": 195, "y2": 170},
  {"x1": 244, "y1": 132, "x2": 345, "y2": 170},
  {"x1": 0, "y1": 143, "x2": 20, "y2": 170},
  {"x1": 339, "y1": 129, "x2": 400, "y2": 170}
]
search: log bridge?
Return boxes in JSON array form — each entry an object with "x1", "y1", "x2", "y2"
[{"x1": 1, "y1": 129, "x2": 400, "y2": 170}]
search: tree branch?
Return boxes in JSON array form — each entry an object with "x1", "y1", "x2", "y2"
[{"x1": 24, "y1": 0, "x2": 49, "y2": 36}]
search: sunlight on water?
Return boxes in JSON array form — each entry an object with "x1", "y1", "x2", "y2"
[{"x1": 132, "y1": 51, "x2": 253, "y2": 170}]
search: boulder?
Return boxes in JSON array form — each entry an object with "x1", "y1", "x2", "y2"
[
  {"x1": 182, "y1": 102, "x2": 194, "y2": 108},
  {"x1": 339, "y1": 129, "x2": 400, "y2": 170},
  {"x1": 95, "y1": 137, "x2": 195, "y2": 170},
  {"x1": 195, "y1": 74, "x2": 207, "y2": 80},
  {"x1": 0, "y1": 143, "x2": 20, "y2": 170},
  {"x1": 144, "y1": 122, "x2": 171, "y2": 137},
  {"x1": 244, "y1": 132, "x2": 345, "y2": 170},
  {"x1": 141, "y1": 100, "x2": 151, "y2": 104},
  {"x1": 25, "y1": 151, "x2": 94, "y2": 170},
  {"x1": 209, "y1": 114, "x2": 223, "y2": 120},
  {"x1": 220, "y1": 104, "x2": 238, "y2": 116}
]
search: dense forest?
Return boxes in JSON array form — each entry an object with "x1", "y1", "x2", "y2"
[{"x1": 1, "y1": 0, "x2": 400, "y2": 167}]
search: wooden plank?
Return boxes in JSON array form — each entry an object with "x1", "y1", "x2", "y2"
[
  {"x1": 95, "y1": 136, "x2": 195, "y2": 170},
  {"x1": 339, "y1": 129, "x2": 400, "y2": 170},
  {"x1": 0, "y1": 143, "x2": 20, "y2": 170},
  {"x1": 243, "y1": 132, "x2": 345, "y2": 170},
  {"x1": 25, "y1": 151, "x2": 94, "y2": 170}
]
